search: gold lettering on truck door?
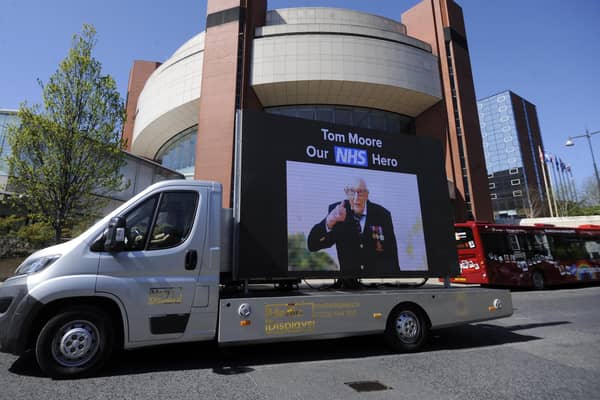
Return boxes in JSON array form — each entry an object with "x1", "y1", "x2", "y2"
[{"x1": 148, "y1": 287, "x2": 183, "y2": 305}]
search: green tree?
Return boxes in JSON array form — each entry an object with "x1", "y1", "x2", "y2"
[
  {"x1": 287, "y1": 233, "x2": 338, "y2": 271},
  {"x1": 579, "y1": 176, "x2": 600, "y2": 207},
  {"x1": 6, "y1": 24, "x2": 126, "y2": 243}
]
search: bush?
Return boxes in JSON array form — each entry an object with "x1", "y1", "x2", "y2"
[
  {"x1": 17, "y1": 221, "x2": 54, "y2": 245},
  {"x1": 0, "y1": 215, "x2": 25, "y2": 235}
]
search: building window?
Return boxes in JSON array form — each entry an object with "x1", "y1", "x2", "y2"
[
  {"x1": 509, "y1": 168, "x2": 519, "y2": 175},
  {"x1": 491, "y1": 193, "x2": 497, "y2": 200},
  {"x1": 488, "y1": 172, "x2": 494, "y2": 178},
  {"x1": 265, "y1": 105, "x2": 413, "y2": 135},
  {"x1": 511, "y1": 179, "x2": 521, "y2": 186},
  {"x1": 489, "y1": 182, "x2": 496, "y2": 189},
  {"x1": 155, "y1": 126, "x2": 197, "y2": 178},
  {"x1": 513, "y1": 190, "x2": 522, "y2": 197}
]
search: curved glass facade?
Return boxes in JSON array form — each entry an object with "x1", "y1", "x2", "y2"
[
  {"x1": 266, "y1": 105, "x2": 414, "y2": 135},
  {"x1": 155, "y1": 126, "x2": 197, "y2": 178}
]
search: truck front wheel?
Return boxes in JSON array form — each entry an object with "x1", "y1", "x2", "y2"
[
  {"x1": 384, "y1": 306, "x2": 428, "y2": 352},
  {"x1": 35, "y1": 306, "x2": 114, "y2": 378}
]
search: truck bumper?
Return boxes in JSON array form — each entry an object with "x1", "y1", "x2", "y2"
[{"x1": 0, "y1": 276, "x2": 42, "y2": 356}]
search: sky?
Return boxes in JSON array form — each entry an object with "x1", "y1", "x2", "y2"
[{"x1": 1, "y1": 0, "x2": 599, "y2": 189}]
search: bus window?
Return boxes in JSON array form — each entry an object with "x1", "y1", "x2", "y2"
[
  {"x1": 525, "y1": 233, "x2": 551, "y2": 259},
  {"x1": 481, "y1": 232, "x2": 511, "y2": 261},
  {"x1": 583, "y1": 238, "x2": 600, "y2": 260},
  {"x1": 508, "y1": 234, "x2": 521, "y2": 251},
  {"x1": 510, "y1": 234, "x2": 527, "y2": 262},
  {"x1": 548, "y1": 234, "x2": 588, "y2": 260},
  {"x1": 455, "y1": 227, "x2": 476, "y2": 249}
]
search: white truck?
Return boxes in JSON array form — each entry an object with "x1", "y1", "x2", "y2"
[{"x1": 0, "y1": 180, "x2": 512, "y2": 378}]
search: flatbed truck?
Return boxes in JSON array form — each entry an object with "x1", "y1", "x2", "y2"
[{"x1": 0, "y1": 180, "x2": 512, "y2": 377}]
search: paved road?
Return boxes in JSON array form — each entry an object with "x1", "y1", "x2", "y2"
[{"x1": 1, "y1": 285, "x2": 599, "y2": 400}]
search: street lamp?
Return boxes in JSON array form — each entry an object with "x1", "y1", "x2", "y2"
[{"x1": 565, "y1": 128, "x2": 600, "y2": 195}]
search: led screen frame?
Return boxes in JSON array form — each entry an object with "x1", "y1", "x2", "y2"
[{"x1": 236, "y1": 111, "x2": 458, "y2": 280}]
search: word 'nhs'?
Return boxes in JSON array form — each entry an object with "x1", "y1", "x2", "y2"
[{"x1": 334, "y1": 146, "x2": 367, "y2": 166}]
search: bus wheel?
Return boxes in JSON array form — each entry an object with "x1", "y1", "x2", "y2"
[
  {"x1": 532, "y1": 271, "x2": 545, "y2": 290},
  {"x1": 384, "y1": 306, "x2": 428, "y2": 352},
  {"x1": 35, "y1": 306, "x2": 114, "y2": 378}
]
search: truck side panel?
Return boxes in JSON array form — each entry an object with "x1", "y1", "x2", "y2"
[{"x1": 217, "y1": 288, "x2": 512, "y2": 344}]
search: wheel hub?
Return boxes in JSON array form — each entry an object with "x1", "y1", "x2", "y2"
[
  {"x1": 59, "y1": 327, "x2": 93, "y2": 360},
  {"x1": 52, "y1": 320, "x2": 99, "y2": 367},
  {"x1": 396, "y1": 312, "x2": 419, "y2": 341}
]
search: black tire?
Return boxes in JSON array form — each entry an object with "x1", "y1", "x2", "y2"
[
  {"x1": 35, "y1": 306, "x2": 114, "y2": 378},
  {"x1": 384, "y1": 305, "x2": 429, "y2": 352},
  {"x1": 532, "y1": 271, "x2": 545, "y2": 290}
]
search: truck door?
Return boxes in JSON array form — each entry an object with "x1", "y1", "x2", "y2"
[{"x1": 96, "y1": 188, "x2": 207, "y2": 342}]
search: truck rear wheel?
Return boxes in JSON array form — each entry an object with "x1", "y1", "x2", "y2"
[
  {"x1": 384, "y1": 305, "x2": 428, "y2": 352},
  {"x1": 35, "y1": 306, "x2": 114, "y2": 378}
]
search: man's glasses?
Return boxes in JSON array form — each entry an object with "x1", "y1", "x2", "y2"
[{"x1": 344, "y1": 187, "x2": 369, "y2": 197}]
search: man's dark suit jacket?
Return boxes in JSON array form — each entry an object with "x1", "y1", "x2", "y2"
[{"x1": 307, "y1": 200, "x2": 399, "y2": 275}]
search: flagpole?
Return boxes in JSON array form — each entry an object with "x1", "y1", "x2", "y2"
[
  {"x1": 568, "y1": 167, "x2": 578, "y2": 202},
  {"x1": 557, "y1": 158, "x2": 566, "y2": 213},
  {"x1": 549, "y1": 155, "x2": 561, "y2": 216},
  {"x1": 538, "y1": 146, "x2": 554, "y2": 217}
]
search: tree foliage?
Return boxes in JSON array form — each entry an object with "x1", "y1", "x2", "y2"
[
  {"x1": 287, "y1": 233, "x2": 338, "y2": 271},
  {"x1": 551, "y1": 176, "x2": 600, "y2": 217},
  {"x1": 579, "y1": 176, "x2": 600, "y2": 207},
  {"x1": 6, "y1": 24, "x2": 126, "y2": 242}
]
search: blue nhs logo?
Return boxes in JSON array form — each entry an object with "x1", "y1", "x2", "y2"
[{"x1": 334, "y1": 146, "x2": 368, "y2": 167}]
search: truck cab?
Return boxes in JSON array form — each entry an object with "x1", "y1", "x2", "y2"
[{"x1": 0, "y1": 180, "x2": 224, "y2": 377}]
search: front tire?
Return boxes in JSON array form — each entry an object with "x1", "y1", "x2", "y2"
[
  {"x1": 384, "y1": 305, "x2": 428, "y2": 352},
  {"x1": 35, "y1": 306, "x2": 114, "y2": 378}
]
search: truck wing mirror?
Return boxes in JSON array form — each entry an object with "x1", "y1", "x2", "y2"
[{"x1": 105, "y1": 216, "x2": 126, "y2": 252}]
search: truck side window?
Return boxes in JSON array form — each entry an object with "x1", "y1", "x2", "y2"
[
  {"x1": 123, "y1": 196, "x2": 158, "y2": 251},
  {"x1": 147, "y1": 191, "x2": 198, "y2": 250}
]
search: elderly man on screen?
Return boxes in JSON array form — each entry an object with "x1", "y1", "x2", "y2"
[{"x1": 307, "y1": 177, "x2": 399, "y2": 275}]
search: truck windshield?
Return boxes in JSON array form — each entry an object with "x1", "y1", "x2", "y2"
[{"x1": 455, "y1": 227, "x2": 476, "y2": 250}]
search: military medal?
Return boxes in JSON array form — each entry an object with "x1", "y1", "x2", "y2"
[{"x1": 372, "y1": 226, "x2": 384, "y2": 252}]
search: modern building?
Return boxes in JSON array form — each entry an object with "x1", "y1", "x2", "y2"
[
  {"x1": 123, "y1": 0, "x2": 494, "y2": 222},
  {"x1": 0, "y1": 109, "x2": 18, "y2": 191},
  {"x1": 477, "y1": 90, "x2": 549, "y2": 219}
]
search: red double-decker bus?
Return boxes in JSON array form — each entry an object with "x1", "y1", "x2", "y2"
[{"x1": 451, "y1": 221, "x2": 600, "y2": 289}]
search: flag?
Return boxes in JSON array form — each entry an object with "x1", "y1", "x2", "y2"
[{"x1": 566, "y1": 164, "x2": 571, "y2": 172}]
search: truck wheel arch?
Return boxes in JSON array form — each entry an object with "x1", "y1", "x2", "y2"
[{"x1": 28, "y1": 295, "x2": 127, "y2": 353}]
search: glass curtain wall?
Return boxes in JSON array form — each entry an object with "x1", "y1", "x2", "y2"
[
  {"x1": 155, "y1": 126, "x2": 197, "y2": 178},
  {"x1": 266, "y1": 105, "x2": 414, "y2": 135}
]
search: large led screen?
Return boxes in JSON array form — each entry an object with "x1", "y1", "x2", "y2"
[
  {"x1": 287, "y1": 162, "x2": 427, "y2": 275},
  {"x1": 236, "y1": 111, "x2": 458, "y2": 280}
]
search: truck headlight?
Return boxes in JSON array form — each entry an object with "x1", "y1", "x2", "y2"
[{"x1": 14, "y1": 255, "x2": 61, "y2": 276}]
